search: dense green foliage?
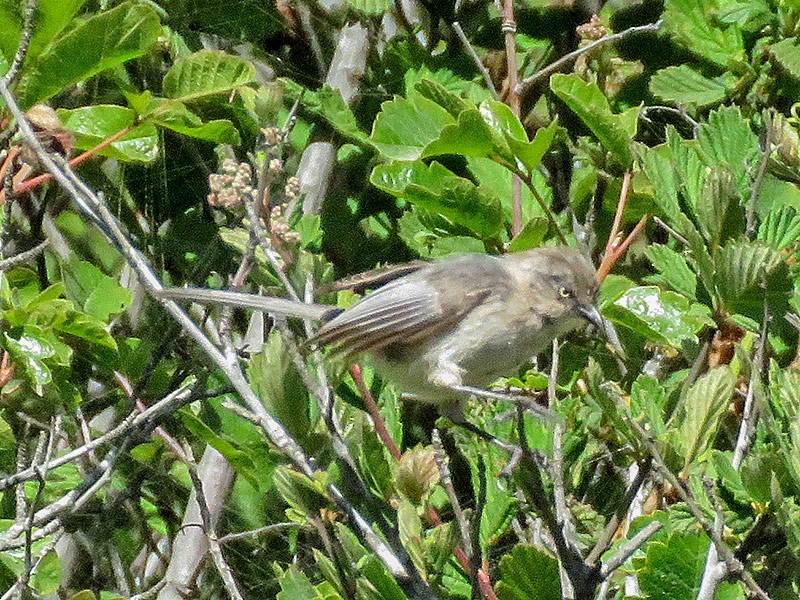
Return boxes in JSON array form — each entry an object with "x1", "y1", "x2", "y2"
[{"x1": 2, "y1": 0, "x2": 800, "y2": 598}]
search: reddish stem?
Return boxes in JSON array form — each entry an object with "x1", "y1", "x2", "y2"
[
  {"x1": 349, "y1": 364, "x2": 401, "y2": 461},
  {"x1": 11, "y1": 126, "x2": 133, "y2": 196},
  {"x1": 349, "y1": 364, "x2": 498, "y2": 594},
  {"x1": 596, "y1": 171, "x2": 649, "y2": 281}
]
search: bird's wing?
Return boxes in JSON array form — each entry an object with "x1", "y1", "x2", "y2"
[
  {"x1": 317, "y1": 260, "x2": 428, "y2": 293},
  {"x1": 311, "y1": 261, "x2": 501, "y2": 356}
]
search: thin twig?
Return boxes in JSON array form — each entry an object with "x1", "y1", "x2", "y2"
[
  {"x1": 183, "y1": 444, "x2": 245, "y2": 600},
  {"x1": 746, "y1": 113, "x2": 771, "y2": 238},
  {"x1": 600, "y1": 521, "x2": 663, "y2": 578},
  {"x1": 501, "y1": 0, "x2": 523, "y2": 236},
  {"x1": 452, "y1": 21, "x2": 499, "y2": 100},
  {"x1": 518, "y1": 171, "x2": 569, "y2": 245},
  {"x1": 218, "y1": 522, "x2": 303, "y2": 544},
  {"x1": 614, "y1": 394, "x2": 769, "y2": 600},
  {"x1": 0, "y1": 382, "x2": 198, "y2": 491},
  {"x1": 597, "y1": 171, "x2": 650, "y2": 281},
  {"x1": 432, "y1": 429, "x2": 472, "y2": 559},
  {"x1": 517, "y1": 21, "x2": 662, "y2": 91},
  {"x1": 698, "y1": 306, "x2": 769, "y2": 600},
  {"x1": 3, "y1": 0, "x2": 37, "y2": 85},
  {"x1": 548, "y1": 340, "x2": 577, "y2": 599}
]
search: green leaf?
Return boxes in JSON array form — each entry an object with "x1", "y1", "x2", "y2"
[
  {"x1": 644, "y1": 244, "x2": 698, "y2": 300},
  {"x1": 16, "y1": 2, "x2": 162, "y2": 107},
  {"x1": 148, "y1": 100, "x2": 241, "y2": 144},
  {"x1": 641, "y1": 144, "x2": 683, "y2": 220},
  {"x1": 414, "y1": 77, "x2": 472, "y2": 117},
  {"x1": 550, "y1": 73, "x2": 635, "y2": 167},
  {"x1": 663, "y1": 0, "x2": 745, "y2": 68},
  {"x1": 0, "y1": 415, "x2": 17, "y2": 473},
  {"x1": 396, "y1": 211, "x2": 486, "y2": 257},
  {"x1": 0, "y1": 0, "x2": 85, "y2": 66},
  {"x1": 631, "y1": 375, "x2": 668, "y2": 439},
  {"x1": 56, "y1": 312, "x2": 117, "y2": 351},
  {"x1": 162, "y1": 50, "x2": 256, "y2": 103},
  {"x1": 30, "y1": 550, "x2": 61, "y2": 595},
  {"x1": 717, "y1": 0, "x2": 771, "y2": 31},
  {"x1": 495, "y1": 545, "x2": 561, "y2": 600},
  {"x1": 604, "y1": 286, "x2": 714, "y2": 348},
  {"x1": 180, "y1": 411, "x2": 258, "y2": 486},
  {"x1": 649, "y1": 65, "x2": 732, "y2": 108},
  {"x1": 771, "y1": 37, "x2": 800, "y2": 80},
  {"x1": 4, "y1": 331, "x2": 55, "y2": 396},
  {"x1": 60, "y1": 260, "x2": 131, "y2": 320},
  {"x1": 467, "y1": 157, "x2": 551, "y2": 223},
  {"x1": 711, "y1": 450, "x2": 750, "y2": 504},
  {"x1": 508, "y1": 217, "x2": 549, "y2": 252},
  {"x1": 714, "y1": 241, "x2": 786, "y2": 316},
  {"x1": 638, "y1": 532, "x2": 710, "y2": 600},
  {"x1": 371, "y1": 160, "x2": 504, "y2": 238},
  {"x1": 282, "y1": 80, "x2": 368, "y2": 144},
  {"x1": 696, "y1": 106, "x2": 759, "y2": 197},
  {"x1": 345, "y1": 0, "x2": 391, "y2": 15},
  {"x1": 421, "y1": 109, "x2": 495, "y2": 158},
  {"x1": 276, "y1": 564, "x2": 317, "y2": 600},
  {"x1": 359, "y1": 555, "x2": 408, "y2": 600},
  {"x1": 509, "y1": 120, "x2": 558, "y2": 174},
  {"x1": 371, "y1": 94, "x2": 455, "y2": 160},
  {"x1": 677, "y1": 366, "x2": 735, "y2": 467},
  {"x1": 758, "y1": 205, "x2": 800, "y2": 250},
  {"x1": 248, "y1": 332, "x2": 310, "y2": 441},
  {"x1": 58, "y1": 104, "x2": 160, "y2": 161},
  {"x1": 694, "y1": 168, "x2": 743, "y2": 247}
]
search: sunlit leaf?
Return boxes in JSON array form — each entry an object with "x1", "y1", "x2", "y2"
[
  {"x1": 604, "y1": 286, "x2": 714, "y2": 348},
  {"x1": 371, "y1": 160, "x2": 504, "y2": 238},
  {"x1": 16, "y1": 2, "x2": 161, "y2": 107},
  {"x1": 677, "y1": 366, "x2": 735, "y2": 467},
  {"x1": 550, "y1": 73, "x2": 636, "y2": 167},
  {"x1": 162, "y1": 49, "x2": 256, "y2": 103}
]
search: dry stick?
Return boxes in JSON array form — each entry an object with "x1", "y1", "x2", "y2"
[
  {"x1": 599, "y1": 521, "x2": 662, "y2": 579},
  {"x1": 586, "y1": 459, "x2": 652, "y2": 565},
  {"x1": 0, "y1": 383, "x2": 198, "y2": 491},
  {"x1": 472, "y1": 456, "x2": 489, "y2": 600},
  {"x1": 547, "y1": 339, "x2": 579, "y2": 599},
  {"x1": 183, "y1": 444, "x2": 245, "y2": 600},
  {"x1": 517, "y1": 21, "x2": 663, "y2": 91},
  {"x1": 0, "y1": 238, "x2": 49, "y2": 270},
  {"x1": 513, "y1": 409, "x2": 597, "y2": 597},
  {"x1": 0, "y1": 438, "x2": 129, "y2": 551},
  {"x1": 697, "y1": 311, "x2": 769, "y2": 600},
  {"x1": 615, "y1": 395, "x2": 770, "y2": 600},
  {"x1": 452, "y1": 22, "x2": 499, "y2": 101},
  {"x1": 218, "y1": 522, "x2": 302, "y2": 545},
  {"x1": 501, "y1": 0, "x2": 523, "y2": 237}
]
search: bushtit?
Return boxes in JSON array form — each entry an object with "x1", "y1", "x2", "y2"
[{"x1": 160, "y1": 247, "x2": 607, "y2": 422}]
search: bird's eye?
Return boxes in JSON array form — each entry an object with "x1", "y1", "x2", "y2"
[{"x1": 559, "y1": 287, "x2": 574, "y2": 299}]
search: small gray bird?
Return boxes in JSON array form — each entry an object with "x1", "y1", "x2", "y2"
[{"x1": 160, "y1": 246, "x2": 607, "y2": 422}]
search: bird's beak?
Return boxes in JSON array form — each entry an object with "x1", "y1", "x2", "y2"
[
  {"x1": 580, "y1": 304, "x2": 605, "y2": 331},
  {"x1": 580, "y1": 304, "x2": 627, "y2": 362}
]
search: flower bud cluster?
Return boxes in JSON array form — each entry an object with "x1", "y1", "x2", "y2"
[
  {"x1": 269, "y1": 202, "x2": 301, "y2": 244},
  {"x1": 207, "y1": 159, "x2": 257, "y2": 208}
]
